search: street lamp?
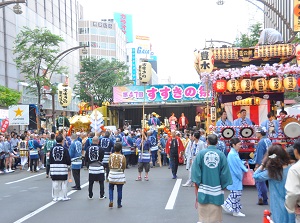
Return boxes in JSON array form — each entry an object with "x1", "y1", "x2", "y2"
[
  {"x1": 42, "y1": 45, "x2": 88, "y2": 132},
  {"x1": 0, "y1": 0, "x2": 26, "y2": 14}
]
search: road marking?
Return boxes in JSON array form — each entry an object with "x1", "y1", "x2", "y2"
[
  {"x1": 165, "y1": 178, "x2": 182, "y2": 210},
  {"x1": 13, "y1": 182, "x2": 89, "y2": 223},
  {"x1": 6, "y1": 173, "x2": 45, "y2": 185}
]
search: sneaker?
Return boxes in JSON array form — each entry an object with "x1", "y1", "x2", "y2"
[
  {"x1": 233, "y1": 212, "x2": 245, "y2": 217},
  {"x1": 8, "y1": 169, "x2": 15, "y2": 173},
  {"x1": 40, "y1": 166, "x2": 45, "y2": 169},
  {"x1": 221, "y1": 204, "x2": 231, "y2": 213},
  {"x1": 117, "y1": 204, "x2": 122, "y2": 208},
  {"x1": 46, "y1": 175, "x2": 49, "y2": 178},
  {"x1": 144, "y1": 176, "x2": 149, "y2": 181},
  {"x1": 88, "y1": 196, "x2": 93, "y2": 200},
  {"x1": 72, "y1": 187, "x2": 81, "y2": 190},
  {"x1": 135, "y1": 176, "x2": 142, "y2": 181},
  {"x1": 182, "y1": 183, "x2": 192, "y2": 187},
  {"x1": 27, "y1": 168, "x2": 30, "y2": 172},
  {"x1": 172, "y1": 175, "x2": 177, "y2": 179},
  {"x1": 36, "y1": 167, "x2": 40, "y2": 171},
  {"x1": 62, "y1": 197, "x2": 71, "y2": 201},
  {"x1": 109, "y1": 201, "x2": 113, "y2": 208},
  {"x1": 99, "y1": 196, "x2": 106, "y2": 200}
]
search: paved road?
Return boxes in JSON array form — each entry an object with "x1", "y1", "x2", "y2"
[{"x1": 0, "y1": 165, "x2": 270, "y2": 223}]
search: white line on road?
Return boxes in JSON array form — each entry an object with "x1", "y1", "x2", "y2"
[
  {"x1": 165, "y1": 178, "x2": 182, "y2": 210},
  {"x1": 5, "y1": 173, "x2": 45, "y2": 185},
  {"x1": 14, "y1": 182, "x2": 89, "y2": 223}
]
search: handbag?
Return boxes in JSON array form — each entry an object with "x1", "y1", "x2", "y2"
[{"x1": 242, "y1": 164, "x2": 255, "y2": 186}]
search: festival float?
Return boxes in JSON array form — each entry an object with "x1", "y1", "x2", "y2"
[{"x1": 194, "y1": 43, "x2": 300, "y2": 158}]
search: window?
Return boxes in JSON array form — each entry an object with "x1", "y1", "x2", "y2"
[
  {"x1": 100, "y1": 42, "x2": 107, "y2": 49},
  {"x1": 79, "y1": 28, "x2": 89, "y2": 34},
  {"x1": 109, "y1": 43, "x2": 116, "y2": 49}
]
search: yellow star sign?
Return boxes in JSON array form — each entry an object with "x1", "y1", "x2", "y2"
[{"x1": 14, "y1": 107, "x2": 23, "y2": 117}]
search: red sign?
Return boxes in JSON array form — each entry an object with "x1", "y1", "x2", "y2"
[{"x1": 1, "y1": 118, "x2": 9, "y2": 132}]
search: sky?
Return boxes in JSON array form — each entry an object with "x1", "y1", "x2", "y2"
[{"x1": 77, "y1": 0, "x2": 264, "y2": 84}]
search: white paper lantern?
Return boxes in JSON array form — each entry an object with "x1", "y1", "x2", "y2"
[
  {"x1": 138, "y1": 62, "x2": 152, "y2": 83},
  {"x1": 58, "y1": 83, "x2": 72, "y2": 108}
]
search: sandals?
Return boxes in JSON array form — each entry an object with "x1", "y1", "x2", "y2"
[
  {"x1": 144, "y1": 176, "x2": 149, "y2": 181},
  {"x1": 135, "y1": 176, "x2": 142, "y2": 181}
]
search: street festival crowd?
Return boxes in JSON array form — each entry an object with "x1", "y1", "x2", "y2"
[{"x1": 1, "y1": 110, "x2": 300, "y2": 223}]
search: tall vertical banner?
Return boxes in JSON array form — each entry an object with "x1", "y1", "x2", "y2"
[
  {"x1": 294, "y1": 0, "x2": 300, "y2": 32},
  {"x1": 114, "y1": 12, "x2": 133, "y2": 43},
  {"x1": 9, "y1": 105, "x2": 29, "y2": 125},
  {"x1": 132, "y1": 48, "x2": 136, "y2": 85}
]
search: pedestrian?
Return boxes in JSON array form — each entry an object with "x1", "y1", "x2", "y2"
[
  {"x1": 254, "y1": 126, "x2": 271, "y2": 205},
  {"x1": 18, "y1": 134, "x2": 28, "y2": 170},
  {"x1": 44, "y1": 133, "x2": 56, "y2": 178},
  {"x1": 254, "y1": 144, "x2": 295, "y2": 223},
  {"x1": 121, "y1": 130, "x2": 133, "y2": 168},
  {"x1": 99, "y1": 131, "x2": 114, "y2": 181},
  {"x1": 28, "y1": 134, "x2": 42, "y2": 172},
  {"x1": 85, "y1": 136, "x2": 105, "y2": 200},
  {"x1": 69, "y1": 133, "x2": 83, "y2": 190},
  {"x1": 165, "y1": 130, "x2": 185, "y2": 179},
  {"x1": 222, "y1": 137, "x2": 248, "y2": 217},
  {"x1": 285, "y1": 140, "x2": 300, "y2": 223},
  {"x1": 191, "y1": 134, "x2": 232, "y2": 223},
  {"x1": 169, "y1": 112, "x2": 177, "y2": 130},
  {"x1": 108, "y1": 142, "x2": 126, "y2": 208},
  {"x1": 136, "y1": 131, "x2": 151, "y2": 181},
  {"x1": 178, "y1": 113, "x2": 189, "y2": 132},
  {"x1": 50, "y1": 134, "x2": 71, "y2": 201},
  {"x1": 182, "y1": 131, "x2": 206, "y2": 187}
]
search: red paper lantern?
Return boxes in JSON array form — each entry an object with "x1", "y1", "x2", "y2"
[
  {"x1": 213, "y1": 80, "x2": 227, "y2": 92},
  {"x1": 1, "y1": 119, "x2": 9, "y2": 133}
]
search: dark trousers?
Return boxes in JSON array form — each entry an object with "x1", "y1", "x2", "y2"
[
  {"x1": 0, "y1": 157, "x2": 5, "y2": 170},
  {"x1": 109, "y1": 183, "x2": 123, "y2": 205},
  {"x1": 89, "y1": 180, "x2": 104, "y2": 198},
  {"x1": 125, "y1": 155, "x2": 130, "y2": 168},
  {"x1": 46, "y1": 164, "x2": 50, "y2": 175},
  {"x1": 103, "y1": 163, "x2": 109, "y2": 180},
  {"x1": 151, "y1": 150, "x2": 157, "y2": 166},
  {"x1": 30, "y1": 158, "x2": 38, "y2": 171},
  {"x1": 72, "y1": 169, "x2": 81, "y2": 188},
  {"x1": 169, "y1": 155, "x2": 179, "y2": 177}
]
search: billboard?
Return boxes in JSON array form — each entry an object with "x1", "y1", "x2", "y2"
[
  {"x1": 114, "y1": 12, "x2": 133, "y2": 43},
  {"x1": 113, "y1": 83, "x2": 211, "y2": 103},
  {"x1": 9, "y1": 105, "x2": 29, "y2": 125}
]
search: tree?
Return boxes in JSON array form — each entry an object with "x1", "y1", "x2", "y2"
[
  {"x1": 234, "y1": 22, "x2": 262, "y2": 47},
  {"x1": 0, "y1": 85, "x2": 21, "y2": 107},
  {"x1": 13, "y1": 27, "x2": 67, "y2": 105},
  {"x1": 74, "y1": 57, "x2": 132, "y2": 107}
]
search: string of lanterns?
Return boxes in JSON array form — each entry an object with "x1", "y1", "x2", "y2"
[{"x1": 213, "y1": 76, "x2": 298, "y2": 93}]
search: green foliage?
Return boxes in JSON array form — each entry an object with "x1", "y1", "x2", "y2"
[
  {"x1": 0, "y1": 85, "x2": 21, "y2": 107},
  {"x1": 234, "y1": 23, "x2": 262, "y2": 47},
  {"x1": 13, "y1": 27, "x2": 67, "y2": 104},
  {"x1": 284, "y1": 91, "x2": 298, "y2": 99},
  {"x1": 74, "y1": 57, "x2": 132, "y2": 105}
]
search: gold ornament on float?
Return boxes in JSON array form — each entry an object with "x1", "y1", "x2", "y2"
[
  {"x1": 268, "y1": 78, "x2": 282, "y2": 91},
  {"x1": 283, "y1": 77, "x2": 297, "y2": 90},
  {"x1": 240, "y1": 79, "x2": 253, "y2": 92},
  {"x1": 227, "y1": 79, "x2": 240, "y2": 92},
  {"x1": 254, "y1": 78, "x2": 268, "y2": 91}
]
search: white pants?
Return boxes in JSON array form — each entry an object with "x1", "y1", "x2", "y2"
[
  {"x1": 21, "y1": 156, "x2": 28, "y2": 167},
  {"x1": 52, "y1": 180, "x2": 68, "y2": 199}
]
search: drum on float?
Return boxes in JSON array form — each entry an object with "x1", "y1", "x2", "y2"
[
  {"x1": 281, "y1": 117, "x2": 300, "y2": 138},
  {"x1": 221, "y1": 127, "x2": 235, "y2": 139},
  {"x1": 240, "y1": 127, "x2": 254, "y2": 138}
]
